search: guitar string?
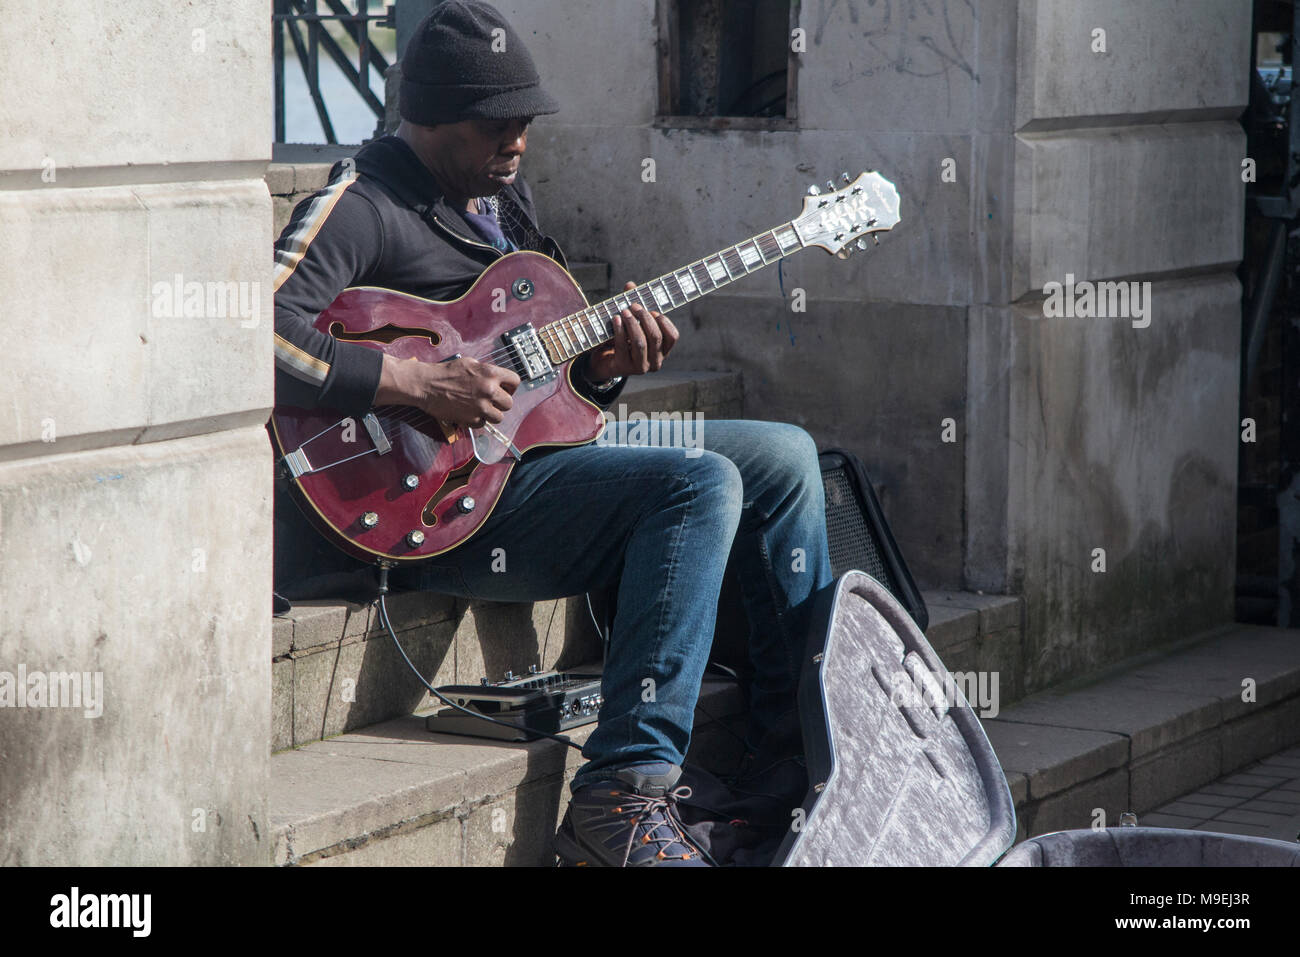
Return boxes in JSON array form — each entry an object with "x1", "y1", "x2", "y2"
[{"x1": 366, "y1": 233, "x2": 801, "y2": 437}]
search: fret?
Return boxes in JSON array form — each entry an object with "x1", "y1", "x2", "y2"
[
  {"x1": 739, "y1": 241, "x2": 762, "y2": 269},
  {"x1": 569, "y1": 315, "x2": 590, "y2": 349},
  {"x1": 586, "y1": 308, "x2": 604, "y2": 340},
  {"x1": 663, "y1": 275, "x2": 685, "y2": 305},
  {"x1": 649, "y1": 280, "x2": 672, "y2": 309},
  {"x1": 760, "y1": 231, "x2": 782, "y2": 260},
  {"x1": 775, "y1": 225, "x2": 800, "y2": 253},
  {"x1": 721, "y1": 248, "x2": 744, "y2": 277},
  {"x1": 706, "y1": 257, "x2": 728, "y2": 283},
  {"x1": 690, "y1": 262, "x2": 715, "y2": 292},
  {"x1": 632, "y1": 286, "x2": 655, "y2": 312},
  {"x1": 555, "y1": 321, "x2": 574, "y2": 355},
  {"x1": 675, "y1": 270, "x2": 698, "y2": 298}
]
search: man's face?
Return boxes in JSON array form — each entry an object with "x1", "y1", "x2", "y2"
[{"x1": 431, "y1": 116, "x2": 532, "y2": 198}]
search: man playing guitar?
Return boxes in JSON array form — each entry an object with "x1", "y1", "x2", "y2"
[{"x1": 273, "y1": 0, "x2": 833, "y2": 866}]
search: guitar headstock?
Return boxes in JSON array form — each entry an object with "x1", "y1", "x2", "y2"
[{"x1": 794, "y1": 171, "x2": 901, "y2": 258}]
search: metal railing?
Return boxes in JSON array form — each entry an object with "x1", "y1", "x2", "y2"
[{"x1": 273, "y1": 0, "x2": 395, "y2": 144}]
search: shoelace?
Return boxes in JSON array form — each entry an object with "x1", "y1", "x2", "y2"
[{"x1": 607, "y1": 784, "x2": 700, "y2": 865}]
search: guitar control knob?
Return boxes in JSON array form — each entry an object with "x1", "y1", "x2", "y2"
[
  {"x1": 403, "y1": 474, "x2": 420, "y2": 490},
  {"x1": 457, "y1": 495, "x2": 476, "y2": 514},
  {"x1": 406, "y1": 529, "x2": 426, "y2": 548},
  {"x1": 360, "y1": 511, "x2": 379, "y2": 529}
]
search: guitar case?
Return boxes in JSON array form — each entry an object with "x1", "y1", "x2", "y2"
[{"x1": 770, "y1": 570, "x2": 1016, "y2": 866}]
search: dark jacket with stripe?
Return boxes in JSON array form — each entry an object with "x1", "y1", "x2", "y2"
[
  {"x1": 273, "y1": 133, "x2": 624, "y2": 416},
  {"x1": 271, "y1": 134, "x2": 623, "y2": 593}
]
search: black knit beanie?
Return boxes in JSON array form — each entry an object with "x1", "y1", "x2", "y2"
[{"x1": 399, "y1": 1, "x2": 560, "y2": 125}]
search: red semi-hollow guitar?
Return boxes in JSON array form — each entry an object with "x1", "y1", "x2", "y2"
[{"x1": 270, "y1": 171, "x2": 901, "y2": 564}]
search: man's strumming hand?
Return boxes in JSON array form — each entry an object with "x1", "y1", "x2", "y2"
[
  {"x1": 585, "y1": 281, "x2": 679, "y2": 381},
  {"x1": 374, "y1": 353, "x2": 520, "y2": 429}
]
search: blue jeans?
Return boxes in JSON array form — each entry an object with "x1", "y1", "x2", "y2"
[{"x1": 393, "y1": 418, "x2": 833, "y2": 789}]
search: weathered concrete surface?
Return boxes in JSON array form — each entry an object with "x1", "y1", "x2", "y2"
[
  {"x1": 0, "y1": 181, "x2": 272, "y2": 459},
  {"x1": 1008, "y1": 274, "x2": 1240, "y2": 691},
  {"x1": 673, "y1": 296, "x2": 968, "y2": 587},
  {"x1": 0, "y1": 428, "x2": 272, "y2": 865},
  {"x1": 0, "y1": 1, "x2": 272, "y2": 866},
  {"x1": 1016, "y1": 0, "x2": 1251, "y2": 130},
  {"x1": 272, "y1": 680, "x2": 744, "y2": 865},
  {"x1": 1012, "y1": 122, "x2": 1245, "y2": 299},
  {"x1": 0, "y1": 1, "x2": 270, "y2": 175}
]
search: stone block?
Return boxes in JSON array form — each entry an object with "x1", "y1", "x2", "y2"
[
  {"x1": 272, "y1": 657, "x2": 294, "y2": 753},
  {"x1": 1, "y1": 1, "x2": 270, "y2": 172},
  {"x1": 464, "y1": 776, "x2": 569, "y2": 866},
  {"x1": 525, "y1": 126, "x2": 976, "y2": 309},
  {"x1": 1016, "y1": 0, "x2": 1250, "y2": 130},
  {"x1": 669, "y1": 296, "x2": 968, "y2": 588},
  {"x1": 1008, "y1": 275, "x2": 1240, "y2": 692},
  {"x1": 983, "y1": 720, "x2": 1127, "y2": 800},
  {"x1": 1012, "y1": 123, "x2": 1244, "y2": 299},
  {"x1": 994, "y1": 682, "x2": 1221, "y2": 761},
  {"x1": 1221, "y1": 698, "x2": 1300, "y2": 772},
  {"x1": 264, "y1": 164, "x2": 296, "y2": 197},
  {"x1": 0, "y1": 427, "x2": 271, "y2": 865},
  {"x1": 492, "y1": 1, "x2": 659, "y2": 127},
  {"x1": 307, "y1": 816, "x2": 462, "y2": 867},
  {"x1": 1021, "y1": 767, "x2": 1129, "y2": 836},
  {"x1": 290, "y1": 622, "x2": 457, "y2": 747},
  {"x1": 0, "y1": 181, "x2": 272, "y2": 457},
  {"x1": 1129, "y1": 730, "x2": 1223, "y2": 812}
]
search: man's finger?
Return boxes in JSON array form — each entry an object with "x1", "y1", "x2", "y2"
[{"x1": 659, "y1": 315, "x2": 679, "y2": 356}]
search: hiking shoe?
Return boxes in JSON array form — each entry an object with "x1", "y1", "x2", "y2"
[{"x1": 554, "y1": 763, "x2": 713, "y2": 867}]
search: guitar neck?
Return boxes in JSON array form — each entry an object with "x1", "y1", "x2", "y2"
[{"x1": 539, "y1": 219, "x2": 807, "y2": 363}]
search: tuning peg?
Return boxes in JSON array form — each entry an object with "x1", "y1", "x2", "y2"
[
  {"x1": 807, "y1": 185, "x2": 821, "y2": 196},
  {"x1": 825, "y1": 180, "x2": 835, "y2": 192},
  {"x1": 841, "y1": 172, "x2": 851, "y2": 184},
  {"x1": 856, "y1": 238, "x2": 869, "y2": 251},
  {"x1": 872, "y1": 234, "x2": 880, "y2": 245}
]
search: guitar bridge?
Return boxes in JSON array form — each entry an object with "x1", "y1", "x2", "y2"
[{"x1": 503, "y1": 323, "x2": 556, "y2": 388}]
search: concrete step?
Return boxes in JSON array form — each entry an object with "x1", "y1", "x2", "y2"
[
  {"x1": 270, "y1": 678, "x2": 747, "y2": 866},
  {"x1": 269, "y1": 591, "x2": 1014, "y2": 864},
  {"x1": 984, "y1": 623, "x2": 1300, "y2": 843}
]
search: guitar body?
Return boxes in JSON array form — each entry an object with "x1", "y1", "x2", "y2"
[{"x1": 270, "y1": 251, "x2": 608, "y2": 563}]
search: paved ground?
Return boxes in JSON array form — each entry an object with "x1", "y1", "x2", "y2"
[{"x1": 1141, "y1": 745, "x2": 1300, "y2": 841}]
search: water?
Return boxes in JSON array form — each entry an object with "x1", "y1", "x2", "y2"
[{"x1": 281, "y1": 52, "x2": 387, "y2": 145}]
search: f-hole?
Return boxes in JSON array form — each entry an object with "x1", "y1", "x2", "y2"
[
  {"x1": 422, "y1": 459, "x2": 479, "y2": 526},
  {"x1": 329, "y1": 322, "x2": 442, "y2": 346}
]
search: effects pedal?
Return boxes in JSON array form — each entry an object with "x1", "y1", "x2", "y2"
[{"x1": 425, "y1": 666, "x2": 604, "y2": 742}]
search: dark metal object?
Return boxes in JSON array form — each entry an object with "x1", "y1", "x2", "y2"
[
  {"x1": 273, "y1": 0, "x2": 395, "y2": 144},
  {"x1": 819, "y1": 448, "x2": 929, "y2": 632}
]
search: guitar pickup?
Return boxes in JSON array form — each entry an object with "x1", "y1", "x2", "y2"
[{"x1": 503, "y1": 323, "x2": 556, "y2": 388}]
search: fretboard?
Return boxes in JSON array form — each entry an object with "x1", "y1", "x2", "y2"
[{"x1": 536, "y1": 220, "x2": 806, "y2": 364}]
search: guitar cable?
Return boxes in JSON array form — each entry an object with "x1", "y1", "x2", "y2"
[
  {"x1": 375, "y1": 564, "x2": 585, "y2": 753},
  {"x1": 377, "y1": 567, "x2": 745, "y2": 757}
]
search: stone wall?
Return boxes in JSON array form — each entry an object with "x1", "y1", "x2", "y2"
[
  {"x1": 0, "y1": 2, "x2": 273, "y2": 864},
  {"x1": 484, "y1": 0, "x2": 1248, "y2": 691}
]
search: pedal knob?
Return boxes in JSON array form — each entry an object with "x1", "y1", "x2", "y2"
[
  {"x1": 406, "y1": 529, "x2": 425, "y2": 548},
  {"x1": 457, "y1": 495, "x2": 476, "y2": 514},
  {"x1": 403, "y1": 473, "x2": 420, "y2": 490},
  {"x1": 360, "y1": 511, "x2": 379, "y2": 529}
]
